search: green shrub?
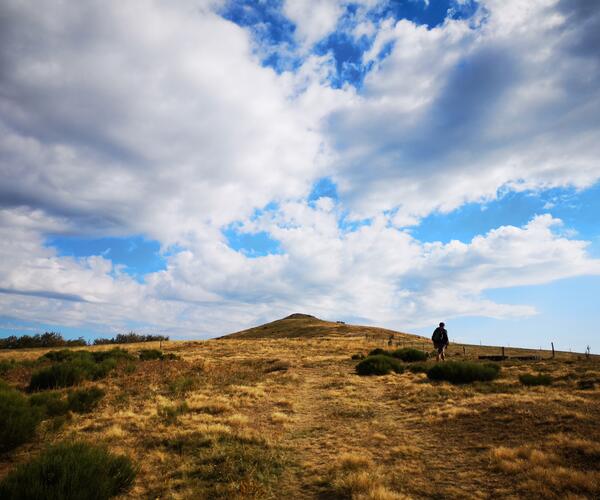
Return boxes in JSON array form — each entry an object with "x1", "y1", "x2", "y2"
[
  {"x1": 92, "y1": 348, "x2": 134, "y2": 363},
  {"x1": 0, "y1": 358, "x2": 15, "y2": 376},
  {"x1": 427, "y1": 361, "x2": 500, "y2": 384},
  {"x1": 408, "y1": 362, "x2": 432, "y2": 374},
  {"x1": 29, "y1": 391, "x2": 70, "y2": 417},
  {"x1": 355, "y1": 355, "x2": 404, "y2": 376},
  {"x1": 0, "y1": 441, "x2": 136, "y2": 499},
  {"x1": 138, "y1": 349, "x2": 164, "y2": 361},
  {"x1": 351, "y1": 353, "x2": 365, "y2": 360},
  {"x1": 392, "y1": 348, "x2": 428, "y2": 362},
  {"x1": 519, "y1": 373, "x2": 552, "y2": 386},
  {"x1": 0, "y1": 385, "x2": 41, "y2": 452},
  {"x1": 29, "y1": 353, "x2": 120, "y2": 391},
  {"x1": 29, "y1": 362, "x2": 89, "y2": 391},
  {"x1": 368, "y1": 348, "x2": 388, "y2": 357},
  {"x1": 67, "y1": 387, "x2": 105, "y2": 413}
]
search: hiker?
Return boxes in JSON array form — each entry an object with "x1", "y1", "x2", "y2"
[{"x1": 432, "y1": 322, "x2": 449, "y2": 361}]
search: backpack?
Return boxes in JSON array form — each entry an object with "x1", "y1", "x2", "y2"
[{"x1": 432, "y1": 328, "x2": 443, "y2": 344}]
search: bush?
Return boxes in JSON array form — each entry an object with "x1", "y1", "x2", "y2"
[
  {"x1": 0, "y1": 359, "x2": 15, "y2": 376},
  {"x1": 138, "y1": 349, "x2": 164, "y2": 361},
  {"x1": 29, "y1": 362, "x2": 89, "y2": 391},
  {"x1": 408, "y1": 362, "x2": 432, "y2": 374},
  {"x1": 351, "y1": 353, "x2": 365, "y2": 360},
  {"x1": 368, "y1": 348, "x2": 388, "y2": 357},
  {"x1": 29, "y1": 391, "x2": 70, "y2": 417},
  {"x1": 67, "y1": 387, "x2": 105, "y2": 413},
  {"x1": 427, "y1": 361, "x2": 500, "y2": 384},
  {"x1": 392, "y1": 348, "x2": 428, "y2": 362},
  {"x1": 92, "y1": 348, "x2": 134, "y2": 363},
  {"x1": 355, "y1": 355, "x2": 404, "y2": 376},
  {"x1": 30, "y1": 350, "x2": 123, "y2": 391},
  {"x1": 519, "y1": 373, "x2": 552, "y2": 386},
  {"x1": 0, "y1": 441, "x2": 136, "y2": 499},
  {"x1": 0, "y1": 385, "x2": 41, "y2": 452}
]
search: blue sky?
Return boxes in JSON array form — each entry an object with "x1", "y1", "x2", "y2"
[{"x1": 1, "y1": 0, "x2": 599, "y2": 350}]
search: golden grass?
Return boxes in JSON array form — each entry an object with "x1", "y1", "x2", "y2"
[{"x1": 0, "y1": 335, "x2": 598, "y2": 498}]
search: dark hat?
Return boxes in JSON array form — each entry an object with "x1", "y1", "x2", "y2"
[{"x1": 439, "y1": 322, "x2": 445, "y2": 327}]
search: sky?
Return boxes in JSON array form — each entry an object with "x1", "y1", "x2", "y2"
[{"x1": 1, "y1": 0, "x2": 599, "y2": 352}]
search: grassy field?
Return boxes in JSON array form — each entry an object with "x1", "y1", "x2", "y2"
[{"x1": 1, "y1": 319, "x2": 599, "y2": 499}]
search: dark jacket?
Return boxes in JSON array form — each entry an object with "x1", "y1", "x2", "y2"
[{"x1": 432, "y1": 327, "x2": 448, "y2": 346}]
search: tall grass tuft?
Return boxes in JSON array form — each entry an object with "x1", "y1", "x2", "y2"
[
  {"x1": 0, "y1": 384, "x2": 41, "y2": 452},
  {"x1": 0, "y1": 441, "x2": 136, "y2": 500},
  {"x1": 427, "y1": 361, "x2": 500, "y2": 384},
  {"x1": 355, "y1": 355, "x2": 404, "y2": 376},
  {"x1": 519, "y1": 373, "x2": 552, "y2": 386},
  {"x1": 391, "y1": 348, "x2": 428, "y2": 362},
  {"x1": 67, "y1": 387, "x2": 105, "y2": 413}
]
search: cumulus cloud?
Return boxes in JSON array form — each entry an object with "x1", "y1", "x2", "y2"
[
  {"x1": 0, "y1": 0, "x2": 325, "y2": 245},
  {"x1": 327, "y1": 0, "x2": 600, "y2": 222},
  {"x1": 1, "y1": 0, "x2": 599, "y2": 337}
]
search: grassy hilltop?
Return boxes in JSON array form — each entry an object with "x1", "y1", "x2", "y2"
[{"x1": 1, "y1": 315, "x2": 599, "y2": 499}]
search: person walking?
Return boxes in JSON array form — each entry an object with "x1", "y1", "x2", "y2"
[{"x1": 432, "y1": 322, "x2": 449, "y2": 361}]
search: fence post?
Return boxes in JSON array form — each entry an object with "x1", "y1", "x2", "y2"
[
  {"x1": 502, "y1": 346, "x2": 505, "y2": 358},
  {"x1": 463, "y1": 346, "x2": 466, "y2": 356},
  {"x1": 551, "y1": 342, "x2": 555, "y2": 359}
]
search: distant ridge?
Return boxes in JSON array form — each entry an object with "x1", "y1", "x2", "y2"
[{"x1": 219, "y1": 313, "x2": 422, "y2": 340}]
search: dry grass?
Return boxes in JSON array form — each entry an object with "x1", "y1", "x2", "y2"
[{"x1": 0, "y1": 334, "x2": 598, "y2": 498}]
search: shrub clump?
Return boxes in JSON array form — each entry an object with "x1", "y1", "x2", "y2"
[
  {"x1": 0, "y1": 384, "x2": 41, "y2": 452},
  {"x1": 29, "y1": 362, "x2": 90, "y2": 391},
  {"x1": 519, "y1": 373, "x2": 552, "y2": 386},
  {"x1": 427, "y1": 361, "x2": 500, "y2": 384},
  {"x1": 392, "y1": 348, "x2": 428, "y2": 362},
  {"x1": 138, "y1": 349, "x2": 164, "y2": 361},
  {"x1": 30, "y1": 350, "x2": 125, "y2": 391},
  {"x1": 355, "y1": 355, "x2": 404, "y2": 376},
  {"x1": 29, "y1": 391, "x2": 70, "y2": 417},
  {"x1": 67, "y1": 387, "x2": 105, "y2": 413},
  {"x1": 0, "y1": 441, "x2": 136, "y2": 500},
  {"x1": 368, "y1": 348, "x2": 388, "y2": 357},
  {"x1": 138, "y1": 349, "x2": 179, "y2": 361},
  {"x1": 351, "y1": 353, "x2": 365, "y2": 360},
  {"x1": 407, "y1": 362, "x2": 432, "y2": 374}
]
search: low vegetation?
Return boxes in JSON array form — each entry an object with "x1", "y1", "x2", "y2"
[
  {"x1": 29, "y1": 349, "x2": 130, "y2": 391},
  {"x1": 0, "y1": 383, "x2": 41, "y2": 452},
  {"x1": 391, "y1": 347, "x2": 428, "y2": 362},
  {"x1": 0, "y1": 442, "x2": 136, "y2": 500},
  {"x1": 0, "y1": 320, "x2": 598, "y2": 499},
  {"x1": 355, "y1": 354, "x2": 404, "y2": 375},
  {"x1": 368, "y1": 347, "x2": 428, "y2": 362},
  {"x1": 139, "y1": 349, "x2": 178, "y2": 361},
  {"x1": 427, "y1": 361, "x2": 501, "y2": 384},
  {"x1": 519, "y1": 373, "x2": 553, "y2": 386},
  {"x1": 67, "y1": 386, "x2": 105, "y2": 413}
]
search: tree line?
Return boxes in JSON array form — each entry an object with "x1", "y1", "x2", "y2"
[{"x1": 0, "y1": 331, "x2": 168, "y2": 349}]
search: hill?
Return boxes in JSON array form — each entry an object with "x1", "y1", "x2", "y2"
[
  {"x1": 0, "y1": 333, "x2": 598, "y2": 498},
  {"x1": 220, "y1": 313, "x2": 423, "y2": 341}
]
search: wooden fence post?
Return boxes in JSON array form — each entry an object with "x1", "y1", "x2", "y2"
[
  {"x1": 551, "y1": 342, "x2": 555, "y2": 359},
  {"x1": 463, "y1": 346, "x2": 466, "y2": 356},
  {"x1": 502, "y1": 346, "x2": 505, "y2": 358}
]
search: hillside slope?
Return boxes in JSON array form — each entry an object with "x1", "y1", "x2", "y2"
[{"x1": 220, "y1": 313, "x2": 423, "y2": 341}]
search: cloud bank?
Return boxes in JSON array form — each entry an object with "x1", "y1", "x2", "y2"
[{"x1": 1, "y1": 0, "x2": 599, "y2": 338}]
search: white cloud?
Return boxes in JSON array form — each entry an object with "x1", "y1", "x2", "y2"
[
  {"x1": 1, "y1": 0, "x2": 599, "y2": 338},
  {"x1": 327, "y1": 0, "x2": 600, "y2": 222}
]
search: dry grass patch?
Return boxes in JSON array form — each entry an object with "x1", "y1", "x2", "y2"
[{"x1": 491, "y1": 440, "x2": 600, "y2": 498}]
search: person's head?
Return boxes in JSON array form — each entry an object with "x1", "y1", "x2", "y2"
[{"x1": 439, "y1": 322, "x2": 445, "y2": 327}]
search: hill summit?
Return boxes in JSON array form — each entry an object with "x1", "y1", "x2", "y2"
[{"x1": 220, "y1": 313, "x2": 419, "y2": 340}]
